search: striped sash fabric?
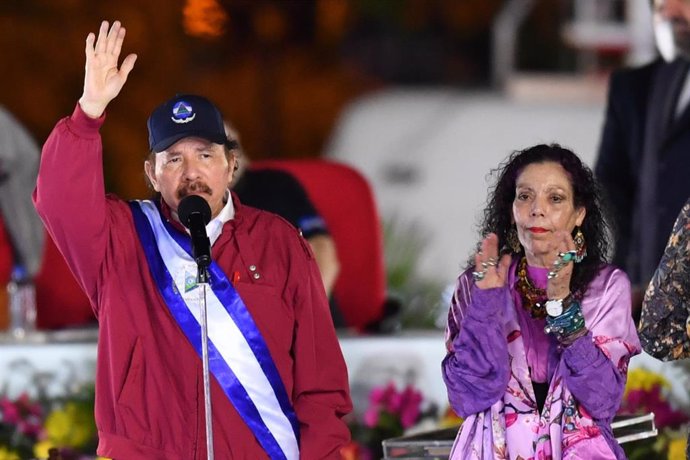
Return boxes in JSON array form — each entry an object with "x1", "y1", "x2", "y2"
[{"x1": 129, "y1": 200, "x2": 299, "y2": 459}]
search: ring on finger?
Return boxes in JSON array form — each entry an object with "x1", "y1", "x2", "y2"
[
  {"x1": 481, "y1": 257, "x2": 497, "y2": 269},
  {"x1": 550, "y1": 250, "x2": 577, "y2": 275},
  {"x1": 472, "y1": 269, "x2": 487, "y2": 282},
  {"x1": 558, "y1": 250, "x2": 577, "y2": 264},
  {"x1": 549, "y1": 264, "x2": 563, "y2": 279}
]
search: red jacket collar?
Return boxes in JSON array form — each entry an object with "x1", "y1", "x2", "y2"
[{"x1": 157, "y1": 191, "x2": 244, "y2": 233}]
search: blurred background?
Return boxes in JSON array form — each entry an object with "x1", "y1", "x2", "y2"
[
  {"x1": 0, "y1": 0, "x2": 650, "y2": 189},
  {"x1": 0, "y1": 0, "x2": 657, "y2": 326},
  {"x1": 4, "y1": 2, "x2": 685, "y2": 459}
]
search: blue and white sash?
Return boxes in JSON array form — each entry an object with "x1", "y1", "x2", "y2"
[{"x1": 129, "y1": 200, "x2": 299, "y2": 459}]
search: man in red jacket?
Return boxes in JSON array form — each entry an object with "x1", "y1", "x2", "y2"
[{"x1": 34, "y1": 20, "x2": 351, "y2": 459}]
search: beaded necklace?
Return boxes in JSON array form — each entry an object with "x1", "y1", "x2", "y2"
[{"x1": 516, "y1": 256, "x2": 547, "y2": 319}]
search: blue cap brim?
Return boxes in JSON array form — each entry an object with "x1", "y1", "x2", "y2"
[{"x1": 151, "y1": 131, "x2": 228, "y2": 153}]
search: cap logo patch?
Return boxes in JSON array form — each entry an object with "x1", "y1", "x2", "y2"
[{"x1": 171, "y1": 101, "x2": 196, "y2": 124}]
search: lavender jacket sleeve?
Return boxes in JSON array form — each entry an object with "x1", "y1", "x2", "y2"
[
  {"x1": 559, "y1": 267, "x2": 641, "y2": 421},
  {"x1": 442, "y1": 272, "x2": 511, "y2": 418}
]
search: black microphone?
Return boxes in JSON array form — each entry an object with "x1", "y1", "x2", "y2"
[{"x1": 178, "y1": 195, "x2": 212, "y2": 270}]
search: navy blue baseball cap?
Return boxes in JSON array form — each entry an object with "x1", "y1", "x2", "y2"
[{"x1": 147, "y1": 94, "x2": 228, "y2": 153}]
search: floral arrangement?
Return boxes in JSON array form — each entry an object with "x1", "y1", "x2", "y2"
[
  {"x1": 342, "y1": 381, "x2": 437, "y2": 460},
  {"x1": 0, "y1": 384, "x2": 106, "y2": 460},
  {"x1": 619, "y1": 367, "x2": 689, "y2": 460},
  {"x1": 383, "y1": 218, "x2": 446, "y2": 329}
]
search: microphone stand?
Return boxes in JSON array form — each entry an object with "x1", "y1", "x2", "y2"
[
  {"x1": 197, "y1": 262, "x2": 214, "y2": 460},
  {"x1": 179, "y1": 197, "x2": 215, "y2": 460}
]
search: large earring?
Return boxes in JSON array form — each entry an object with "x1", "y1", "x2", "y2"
[
  {"x1": 573, "y1": 227, "x2": 586, "y2": 263},
  {"x1": 507, "y1": 226, "x2": 522, "y2": 253}
]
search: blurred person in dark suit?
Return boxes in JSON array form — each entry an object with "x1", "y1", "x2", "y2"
[{"x1": 595, "y1": 0, "x2": 690, "y2": 323}]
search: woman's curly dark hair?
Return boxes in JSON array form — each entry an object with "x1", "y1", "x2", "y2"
[{"x1": 472, "y1": 143, "x2": 613, "y2": 296}]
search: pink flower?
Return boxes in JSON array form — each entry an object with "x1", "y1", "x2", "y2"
[
  {"x1": 369, "y1": 382, "x2": 401, "y2": 415},
  {"x1": 0, "y1": 393, "x2": 45, "y2": 437},
  {"x1": 386, "y1": 391, "x2": 403, "y2": 414},
  {"x1": 363, "y1": 406, "x2": 380, "y2": 428},
  {"x1": 369, "y1": 383, "x2": 396, "y2": 405},
  {"x1": 505, "y1": 412, "x2": 518, "y2": 428},
  {"x1": 363, "y1": 382, "x2": 426, "y2": 430},
  {"x1": 623, "y1": 388, "x2": 647, "y2": 411},
  {"x1": 17, "y1": 413, "x2": 43, "y2": 436},
  {"x1": 621, "y1": 384, "x2": 689, "y2": 429},
  {"x1": 398, "y1": 386, "x2": 422, "y2": 429},
  {"x1": 0, "y1": 396, "x2": 20, "y2": 424},
  {"x1": 368, "y1": 382, "x2": 409, "y2": 417}
]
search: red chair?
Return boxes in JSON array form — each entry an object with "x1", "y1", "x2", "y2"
[
  {"x1": 0, "y1": 215, "x2": 93, "y2": 330},
  {"x1": 0, "y1": 216, "x2": 14, "y2": 329},
  {"x1": 250, "y1": 159, "x2": 387, "y2": 331}
]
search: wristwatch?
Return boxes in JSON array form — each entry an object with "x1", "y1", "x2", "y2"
[{"x1": 545, "y1": 298, "x2": 564, "y2": 317}]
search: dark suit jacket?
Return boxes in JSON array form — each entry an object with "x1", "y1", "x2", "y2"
[{"x1": 596, "y1": 58, "x2": 690, "y2": 286}]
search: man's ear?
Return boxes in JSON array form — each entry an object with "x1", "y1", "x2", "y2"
[
  {"x1": 228, "y1": 151, "x2": 239, "y2": 185},
  {"x1": 144, "y1": 160, "x2": 159, "y2": 192}
]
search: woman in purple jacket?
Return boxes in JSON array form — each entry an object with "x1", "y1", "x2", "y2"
[{"x1": 443, "y1": 144, "x2": 640, "y2": 459}]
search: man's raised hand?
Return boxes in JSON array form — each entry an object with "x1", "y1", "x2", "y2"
[{"x1": 79, "y1": 20, "x2": 137, "y2": 119}]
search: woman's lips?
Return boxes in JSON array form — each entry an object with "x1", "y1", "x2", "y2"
[{"x1": 528, "y1": 227, "x2": 548, "y2": 233}]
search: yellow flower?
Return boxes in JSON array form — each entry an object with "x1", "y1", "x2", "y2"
[
  {"x1": 33, "y1": 440, "x2": 56, "y2": 460},
  {"x1": 45, "y1": 406, "x2": 71, "y2": 443},
  {"x1": 667, "y1": 436, "x2": 687, "y2": 460},
  {"x1": 0, "y1": 447, "x2": 20, "y2": 460},
  {"x1": 44, "y1": 402, "x2": 96, "y2": 448},
  {"x1": 624, "y1": 367, "x2": 670, "y2": 397},
  {"x1": 438, "y1": 406, "x2": 463, "y2": 429}
]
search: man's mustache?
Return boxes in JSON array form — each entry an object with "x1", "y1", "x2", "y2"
[
  {"x1": 177, "y1": 182, "x2": 213, "y2": 199},
  {"x1": 671, "y1": 17, "x2": 690, "y2": 33}
]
